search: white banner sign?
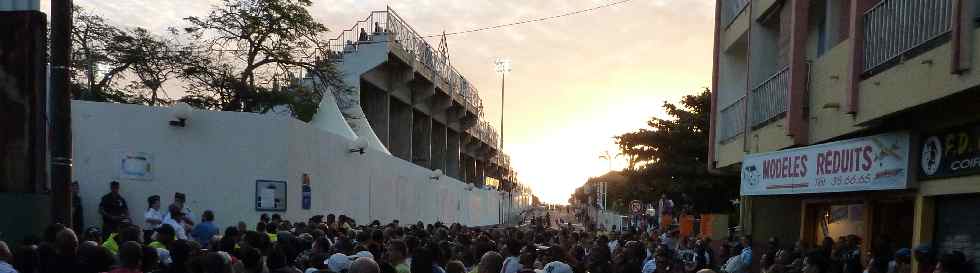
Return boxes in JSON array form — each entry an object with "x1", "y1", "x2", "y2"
[{"x1": 741, "y1": 132, "x2": 911, "y2": 196}]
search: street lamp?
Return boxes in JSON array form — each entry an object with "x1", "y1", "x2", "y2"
[{"x1": 494, "y1": 58, "x2": 511, "y2": 151}]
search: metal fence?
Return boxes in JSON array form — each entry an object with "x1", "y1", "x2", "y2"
[
  {"x1": 718, "y1": 96, "x2": 745, "y2": 142},
  {"x1": 750, "y1": 66, "x2": 790, "y2": 127},
  {"x1": 720, "y1": 0, "x2": 749, "y2": 28},
  {"x1": 863, "y1": 0, "x2": 953, "y2": 72},
  {"x1": 325, "y1": 8, "x2": 501, "y2": 146}
]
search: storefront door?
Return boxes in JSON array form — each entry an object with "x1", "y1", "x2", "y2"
[{"x1": 934, "y1": 194, "x2": 980, "y2": 273}]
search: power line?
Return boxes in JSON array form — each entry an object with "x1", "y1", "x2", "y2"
[
  {"x1": 80, "y1": 0, "x2": 635, "y2": 53},
  {"x1": 424, "y1": 0, "x2": 634, "y2": 38}
]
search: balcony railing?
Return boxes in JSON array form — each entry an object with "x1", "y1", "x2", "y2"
[
  {"x1": 720, "y1": 0, "x2": 749, "y2": 28},
  {"x1": 718, "y1": 96, "x2": 746, "y2": 142},
  {"x1": 863, "y1": 0, "x2": 953, "y2": 73},
  {"x1": 750, "y1": 66, "x2": 790, "y2": 127}
]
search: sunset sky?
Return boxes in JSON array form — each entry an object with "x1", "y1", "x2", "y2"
[{"x1": 46, "y1": 0, "x2": 715, "y2": 204}]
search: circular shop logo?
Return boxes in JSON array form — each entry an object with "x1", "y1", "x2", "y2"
[{"x1": 921, "y1": 136, "x2": 942, "y2": 176}]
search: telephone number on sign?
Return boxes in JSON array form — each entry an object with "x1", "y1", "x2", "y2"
[{"x1": 814, "y1": 174, "x2": 873, "y2": 187}]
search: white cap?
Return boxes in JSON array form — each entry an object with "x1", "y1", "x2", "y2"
[
  {"x1": 326, "y1": 253, "x2": 352, "y2": 272},
  {"x1": 542, "y1": 261, "x2": 573, "y2": 273}
]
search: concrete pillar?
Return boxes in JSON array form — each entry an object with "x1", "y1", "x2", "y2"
[
  {"x1": 431, "y1": 122, "x2": 447, "y2": 171},
  {"x1": 411, "y1": 110, "x2": 432, "y2": 167},
  {"x1": 475, "y1": 160, "x2": 486, "y2": 187},
  {"x1": 787, "y1": 0, "x2": 810, "y2": 145},
  {"x1": 911, "y1": 195, "x2": 935, "y2": 273},
  {"x1": 389, "y1": 99, "x2": 412, "y2": 161},
  {"x1": 361, "y1": 82, "x2": 389, "y2": 147},
  {"x1": 464, "y1": 156, "x2": 476, "y2": 184},
  {"x1": 447, "y1": 130, "x2": 461, "y2": 180}
]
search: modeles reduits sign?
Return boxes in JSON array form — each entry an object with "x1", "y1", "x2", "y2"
[{"x1": 740, "y1": 132, "x2": 910, "y2": 196}]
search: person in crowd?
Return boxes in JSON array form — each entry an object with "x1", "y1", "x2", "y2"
[
  {"x1": 72, "y1": 181, "x2": 84, "y2": 232},
  {"x1": 386, "y1": 240, "x2": 411, "y2": 273},
  {"x1": 351, "y1": 257, "x2": 380, "y2": 273},
  {"x1": 500, "y1": 240, "x2": 523, "y2": 273},
  {"x1": 149, "y1": 224, "x2": 176, "y2": 249},
  {"x1": 516, "y1": 245, "x2": 538, "y2": 273},
  {"x1": 447, "y1": 260, "x2": 467, "y2": 273},
  {"x1": 78, "y1": 241, "x2": 114, "y2": 273},
  {"x1": 162, "y1": 204, "x2": 189, "y2": 240},
  {"x1": 620, "y1": 241, "x2": 646, "y2": 273},
  {"x1": 691, "y1": 239, "x2": 713, "y2": 272},
  {"x1": 888, "y1": 249, "x2": 912, "y2": 273},
  {"x1": 142, "y1": 245, "x2": 162, "y2": 273},
  {"x1": 608, "y1": 233, "x2": 621, "y2": 255},
  {"x1": 145, "y1": 195, "x2": 164, "y2": 243},
  {"x1": 935, "y1": 251, "x2": 969, "y2": 273},
  {"x1": 658, "y1": 194, "x2": 674, "y2": 228},
  {"x1": 0, "y1": 241, "x2": 15, "y2": 273},
  {"x1": 476, "y1": 251, "x2": 504, "y2": 273},
  {"x1": 842, "y1": 236, "x2": 863, "y2": 273},
  {"x1": 100, "y1": 181, "x2": 130, "y2": 235},
  {"x1": 110, "y1": 241, "x2": 144, "y2": 273},
  {"x1": 39, "y1": 228, "x2": 80, "y2": 273},
  {"x1": 192, "y1": 210, "x2": 220, "y2": 248},
  {"x1": 238, "y1": 221, "x2": 249, "y2": 233},
  {"x1": 169, "y1": 192, "x2": 194, "y2": 226},
  {"x1": 803, "y1": 250, "x2": 829, "y2": 273},
  {"x1": 914, "y1": 245, "x2": 937, "y2": 273}
]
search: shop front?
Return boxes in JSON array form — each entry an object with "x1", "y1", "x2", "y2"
[
  {"x1": 915, "y1": 122, "x2": 980, "y2": 273},
  {"x1": 741, "y1": 132, "x2": 915, "y2": 252}
]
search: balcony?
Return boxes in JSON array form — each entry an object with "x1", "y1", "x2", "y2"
[
  {"x1": 718, "y1": 96, "x2": 746, "y2": 143},
  {"x1": 750, "y1": 66, "x2": 789, "y2": 127},
  {"x1": 863, "y1": 0, "x2": 953, "y2": 74},
  {"x1": 721, "y1": 0, "x2": 750, "y2": 28}
]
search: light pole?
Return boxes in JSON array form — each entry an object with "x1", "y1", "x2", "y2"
[
  {"x1": 494, "y1": 58, "x2": 511, "y2": 225},
  {"x1": 494, "y1": 58, "x2": 511, "y2": 151}
]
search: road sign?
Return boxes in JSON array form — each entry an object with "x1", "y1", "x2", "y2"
[{"x1": 631, "y1": 200, "x2": 642, "y2": 214}]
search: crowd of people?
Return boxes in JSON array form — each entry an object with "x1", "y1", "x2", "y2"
[{"x1": 0, "y1": 182, "x2": 974, "y2": 273}]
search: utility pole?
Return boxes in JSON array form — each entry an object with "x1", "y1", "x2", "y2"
[{"x1": 50, "y1": 0, "x2": 74, "y2": 226}]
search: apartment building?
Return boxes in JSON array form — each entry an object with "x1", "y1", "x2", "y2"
[{"x1": 709, "y1": 0, "x2": 980, "y2": 268}]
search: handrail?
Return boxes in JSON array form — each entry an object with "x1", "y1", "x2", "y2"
[
  {"x1": 862, "y1": 0, "x2": 953, "y2": 73},
  {"x1": 750, "y1": 66, "x2": 790, "y2": 127},
  {"x1": 718, "y1": 95, "x2": 746, "y2": 142},
  {"x1": 752, "y1": 66, "x2": 790, "y2": 91}
]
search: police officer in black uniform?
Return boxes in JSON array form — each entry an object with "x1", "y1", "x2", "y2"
[{"x1": 99, "y1": 181, "x2": 129, "y2": 236}]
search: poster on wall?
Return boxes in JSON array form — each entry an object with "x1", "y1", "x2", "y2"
[
  {"x1": 256, "y1": 180, "x2": 287, "y2": 211},
  {"x1": 741, "y1": 132, "x2": 911, "y2": 196},
  {"x1": 119, "y1": 152, "x2": 153, "y2": 180},
  {"x1": 920, "y1": 122, "x2": 980, "y2": 179},
  {"x1": 301, "y1": 174, "x2": 311, "y2": 210}
]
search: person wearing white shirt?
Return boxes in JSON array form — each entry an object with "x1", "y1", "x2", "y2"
[
  {"x1": 500, "y1": 241, "x2": 523, "y2": 273},
  {"x1": 608, "y1": 233, "x2": 621, "y2": 255},
  {"x1": 163, "y1": 205, "x2": 188, "y2": 240},
  {"x1": 0, "y1": 241, "x2": 16, "y2": 273},
  {"x1": 143, "y1": 195, "x2": 164, "y2": 242}
]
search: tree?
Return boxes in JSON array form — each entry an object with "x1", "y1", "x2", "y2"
[
  {"x1": 613, "y1": 88, "x2": 738, "y2": 213},
  {"x1": 70, "y1": 5, "x2": 131, "y2": 102},
  {"x1": 180, "y1": 0, "x2": 331, "y2": 113},
  {"x1": 118, "y1": 28, "x2": 189, "y2": 106}
]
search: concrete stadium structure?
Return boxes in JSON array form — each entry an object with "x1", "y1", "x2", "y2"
[
  {"x1": 311, "y1": 8, "x2": 515, "y2": 188},
  {"x1": 70, "y1": 8, "x2": 529, "y2": 230}
]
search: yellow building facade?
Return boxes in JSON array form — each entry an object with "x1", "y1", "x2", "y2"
[{"x1": 710, "y1": 0, "x2": 980, "y2": 271}]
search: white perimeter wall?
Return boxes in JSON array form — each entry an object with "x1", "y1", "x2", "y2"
[{"x1": 72, "y1": 101, "x2": 528, "y2": 229}]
